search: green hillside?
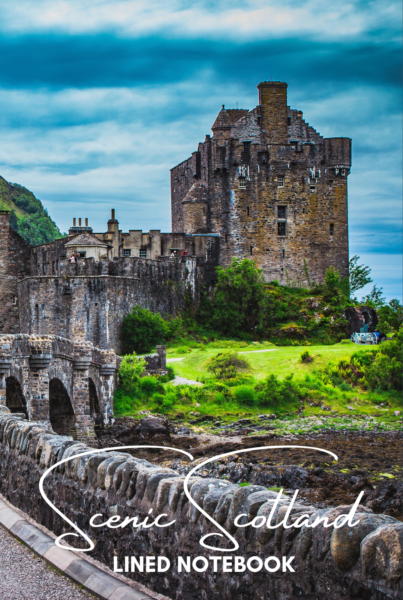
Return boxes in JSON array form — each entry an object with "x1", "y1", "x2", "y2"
[{"x1": 0, "y1": 176, "x2": 64, "y2": 246}]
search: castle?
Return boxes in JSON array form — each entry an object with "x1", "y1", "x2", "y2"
[{"x1": 0, "y1": 80, "x2": 351, "y2": 439}]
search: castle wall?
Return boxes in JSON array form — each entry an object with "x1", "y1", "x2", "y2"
[
  {"x1": 171, "y1": 81, "x2": 351, "y2": 285},
  {"x1": 0, "y1": 212, "x2": 31, "y2": 334},
  {"x1": 18, "y1": 256, "x2": 205, "y2": 353}
]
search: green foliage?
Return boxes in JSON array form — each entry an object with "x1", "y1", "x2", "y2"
[
  {"x1": 377, "y1": 299, "x2": 403, "y2": 333},
  {"x1": 363, "y1": 328, "x2": 402, "y2": 391},
  {"x1": 117, "y1": 353, "x2": 146, "y2": 397},
  {"x1": 349, "y1": 255, "x2": 372, "y2": 294},
  {"x1": 361, "y1": 285, "x2": 386, "y2": 307},
  {"x1": 206, "y1": 351, "x2": 249, "y2": 379},
  {"x1": 0, "y1": 179, "x2": 64, "y2": 246},
  {"x1": 139, "y1": 376, "x2": 164, "y2": 396},
  {"x1": 255, "y1": 374, "x2": 302, "y2": 409},
  {"x1": 233, "y1": 385, "x2": 256, "y2": 406},
  {"x1": 121, "y1": 306, "x2": 168, "y2": 354},
  {"x1": 211, "y1": 258, "x2": 267, "y2": 336},
  {"x1": 300, "y1": 350, "x2": 313, "y2": 363}
]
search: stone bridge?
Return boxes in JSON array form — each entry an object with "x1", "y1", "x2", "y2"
[{"x1": 0, "y1": 334, "x2": 117, "y2": 441}]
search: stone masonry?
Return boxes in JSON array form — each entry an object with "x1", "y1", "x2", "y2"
[
  {"x1": 171, "y1": 81, "x2": 351, "y2": 286},
  {"x1": 0, "y1": 410, "x2": 401, "y2": 600}
]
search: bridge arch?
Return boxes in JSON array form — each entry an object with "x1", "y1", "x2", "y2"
[
  {"x1": 49, "y1": 378, "x2": 76, "y2": 436},
  {"x1": 6, "y1": 377, "x2": 27, "y2": 418}
]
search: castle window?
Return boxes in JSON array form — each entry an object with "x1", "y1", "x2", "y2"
[
  {"x1": 43, "y1": 263, "x2": 46, "y2": 275},
  {"x1": 203, "y1": 206, "x2": 206, "y2": 214},
  {"x1": 123, "y1": 249, "x2": 131, "y2": 256},
  {"x1": 278, "y1": 206, "x2": 286, "y2": 219},
  {"x1": 328, "y1": 180, "x2": 333, "y2": 188},
  {"x1": 242, "y1": 142, "x2": 251, "y2": 163},
  {"x1": 239, "y1": 177, "x2": 246, "y2": 189},
  {"x1": 277, "y1": 177, "x2": 284, "y2": 187},
  {"x1": 250, "y1": 247, "x2": 253, "y2": 255},
  {"x1": 225, "y1": 234, "x2": 228, "y2": 243},
  {"x1": 247, "y1": 206, "x2": 250, "y2": 216},
  {"x1": 330, "y1": 223, "x2": 334, "y2": 236},
  {"x1": 12, "y1": 296, "x2": 17, "y2": 305},
  {"x1": 282, "y1": 249, "x2": 285, "y2": 258},
  {"x1": 310, "y1": 184, "x2": 316, "y2": 192},
  {"x1": 302, "y1": 208, "x2": 306, "y2": 214},
  {"x1": 287, "y1": 117, "x2": 291, "y2": 126},
  {"x1": 278, "y1": 222, "x2": 286, "y2": 236},
  {"x1": 139, "y1": 249, "x2": 147, "y2": 258}
]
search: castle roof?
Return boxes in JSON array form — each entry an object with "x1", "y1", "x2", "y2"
[
  {"x1": 212, "y1": 106, "x2": 248, "y2": 130},
  {"x1": 65, "y1": 232, "x2": 109, "y2": 247},
  {"x1": 181, "y1": 182, "x2": 208, "y2": 204}
]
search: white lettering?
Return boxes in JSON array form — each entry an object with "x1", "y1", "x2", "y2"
[
  {"x1": 282, "y1": 556, "x2": 295, "y2": 572},
  {"x1": 247, "y1": 557, "x2": 263, "y2": 572},
  {"x1": 178, "y1": 557, "x2": 191, "y2": 573},
  {"x1": 264, "y1": 557, "x2": 281, "y2": 572},
  {"x1": 113, "y1": 556, "x2": 123, "y2": 572}
]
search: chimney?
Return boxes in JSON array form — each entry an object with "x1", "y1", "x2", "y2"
[
  {"x1": 111, "y1": 209, "x2": 115, "y2": 220},
  {"x1": 73, "y1": 218, "x2": 76, "y2": 226},
  {"x1": 79, "y1": 218, "x2": 82, "y2": 226},
  {"x1": 85, "y1": 218, "x2": 88, "y2": 226}
]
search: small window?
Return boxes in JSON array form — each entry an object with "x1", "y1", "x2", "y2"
[
  {"x1": 239, "y1": 177, "x2": 246, "y2": 189},
  {"x1": 225, "y1": 234, "x2": 228, "y2": 243},
  {"x1": 287, "y1": 116, "x2": 291, "y2": 126},
  {"x1": 310, "y1": 185, "x2": 316, "y2": 192},
  {"x1": 302, "y1": 208, "x2": 306, "y2": 214},
  {"x1": 123, "y1": 249, "x2": 131, "y2": 256},
  {"x1": 43, "y1": 263, "x2": 46, "y2": 275},
  {"x1": 277, "y1": 177, "x2": 284, "y2": 187},
  {"x1": 139, "y1": 249, "x2": 147, "y2": 258},
  {"x1": 282, "y1": 249, "x2": 285, "y2": 258},
  {"x1": 12, "y1": 296, "x2": 17, "y2": 305},
  {"x1": 250, "y1": 247, "x2": 253, "y2": 255},
  {"x1": 78, "y1": 252, "x2": 86, "y2": 258},
  {"x1": 330, "y1": 223, "x2": 334, "y2": 236},
  {"x1": 328, "y1": 180, "x2": 334, "y2": 188},
  {"x1": 278, "y1": 222, "x2": 286, "y2": 236},
  {"x1": 278, "y1": 206, "x2": 286, "y2": 219},
  {"x1": 247, "y1": 206, "x2": 250, "y2": 216},
  {"x1": 203, "y1": 206, "x2": 206, "y2": 214}
]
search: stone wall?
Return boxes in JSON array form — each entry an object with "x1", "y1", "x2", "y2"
[
  {"x1": 0, "y1": 211, "x2": 31, "y2": 334},
  {"x1": 18, "y1": 256, "x2": 205, "y2": 353},
  {"x1": 0, "y1": 411, "x2": 401, "y2": 600}
]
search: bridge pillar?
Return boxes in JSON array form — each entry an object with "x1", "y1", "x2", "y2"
[{"x1": 72, "y1": 347, "x2": 96, "y2": 442}]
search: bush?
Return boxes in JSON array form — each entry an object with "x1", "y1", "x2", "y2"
[
  {"x1": 300, "y1": 350, "x2": 313, "y2": 363},
  {"x1": 233, "y1": 385, "x2": 256, "y2": 406},
  {"x1": 139, "y1": 376, "x2": 164, "y2": 397},
  {"x1": 255, "y1": 374, "x2": 301, "y2": 409},
  {"x1": 113, "y1": 389, "x2": 138, "y2": 416},
  {"x1": 206, "y1": 351, "x2": 249, "y2": 379},
  {"x1": 118, "y1": 353, "x2": 146, "y2": 397},
  {"x1": 363, "y1": 328, "x2": 402, "y2": 391},
  {"x1": 121, "y1": 306, "x2": 168, "y2": 354}
]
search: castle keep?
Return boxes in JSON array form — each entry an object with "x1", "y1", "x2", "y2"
[
  {"x1": 0, "y1": 80, "x2": 351, "y2": 439},
  {"x1": 171, "y1": 81, "x2": 351, "y2": 284}
]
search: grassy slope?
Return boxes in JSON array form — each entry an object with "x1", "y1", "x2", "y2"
[
  {"x1": 163, "y1": 340, "x2": 401, "y2": 425},
  {"x1": 167, "y1": 340, "x2": 376, "y2": 382},
  {"x1": 0, "y1": 177, "x2": 26, "y2": 217}
]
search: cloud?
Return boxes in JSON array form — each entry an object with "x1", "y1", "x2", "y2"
[
  {"x1": 1, "y1": 0, "x2": 401, "y2": 41},
  {"x1": 0, "y1": 0, "x2": 401, "y2": 299}
]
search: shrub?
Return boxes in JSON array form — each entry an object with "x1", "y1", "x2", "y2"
[
  {"x1": 206, "y1": 352, "x2": 249, "y2": 380},
  {"x1": 113, "y1": 389, "x2": 138, "y2": 416},
  {"x1": 255, "y1": 374, "x2": 301, "y2": 409},
  {"x1": 150, "y1": 393, "x2": 165, "y2": 407},
  {"x1": 139, "y1": 376, "x2": 164, "y2": 397},
  {"x1": 300, "y1": 350, "x2": 313, "y2": 363},
  {"x1": 233, "y1": 385, "x2": 256, "y2": 407},
  {"x1": 118, "y1": 353, "x2": 146, "y2": 397},
  {"x1": 121, "y1": 306, "x2": 168, "y2": 354}
]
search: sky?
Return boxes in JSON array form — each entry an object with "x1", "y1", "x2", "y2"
[{"x1": 0, "y1": 0, "x2": 401, "y2": 300}]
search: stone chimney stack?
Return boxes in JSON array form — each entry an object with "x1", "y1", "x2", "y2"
[{"x1": 257, "y1": 81, "x2": 288, "y2": 144}]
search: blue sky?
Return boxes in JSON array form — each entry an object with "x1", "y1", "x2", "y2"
[{"x1": 0, "y1": 0, "x2": 401, "y2": 300}]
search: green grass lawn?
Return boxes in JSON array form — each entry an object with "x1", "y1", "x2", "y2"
[{"x1": 167, "y1": 339, "x2": 377, "y2": 383}]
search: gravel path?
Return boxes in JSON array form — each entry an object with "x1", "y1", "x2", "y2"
[{"x1": 0, "y1": 526, "x2": 95, "y2": 600}]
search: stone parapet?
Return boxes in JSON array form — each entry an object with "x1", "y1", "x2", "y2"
[{"x1": 0, "y1": 412, "x2": 401, "y2": 600}]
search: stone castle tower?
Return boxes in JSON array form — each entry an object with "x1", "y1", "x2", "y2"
[{"x1": 171, "y1": 81, "x2": 351, "y2": 284}]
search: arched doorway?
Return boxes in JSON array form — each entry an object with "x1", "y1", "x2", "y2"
[
  {"x1": 89, "y1": 378, "x2": 102, "y2": 432},
  {"x1": 6, "y1": 377, "x2": 27, "y2": 418},
  {"x1": 49, "y1": 378, "x2": 75, "y2": 436}
]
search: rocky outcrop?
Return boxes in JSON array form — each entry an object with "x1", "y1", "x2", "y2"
[{"x1": 0, "y1": 409, "x2": 401, "y2": 600}]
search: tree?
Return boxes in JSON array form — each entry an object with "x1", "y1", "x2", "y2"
[
  {"x1": 211, "y1": 258, "x2": 267, "y2": 336},
  {"x1": 349, "y1": 255, "x2": 372, "y2": 293},
  {"x1": 361, "y1": 285, "x2": 386, "y2": 307},
  {"x1": 377, "y1": 299, "x2": 403, "y2": 332},
  {"x1": 120, "y1": 306, "x2": 168, "y2": 355}
]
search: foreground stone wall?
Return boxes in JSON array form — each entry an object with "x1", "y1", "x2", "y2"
[{"x1": 0, "y1": 411, "x2": 401, "y2": 600}]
